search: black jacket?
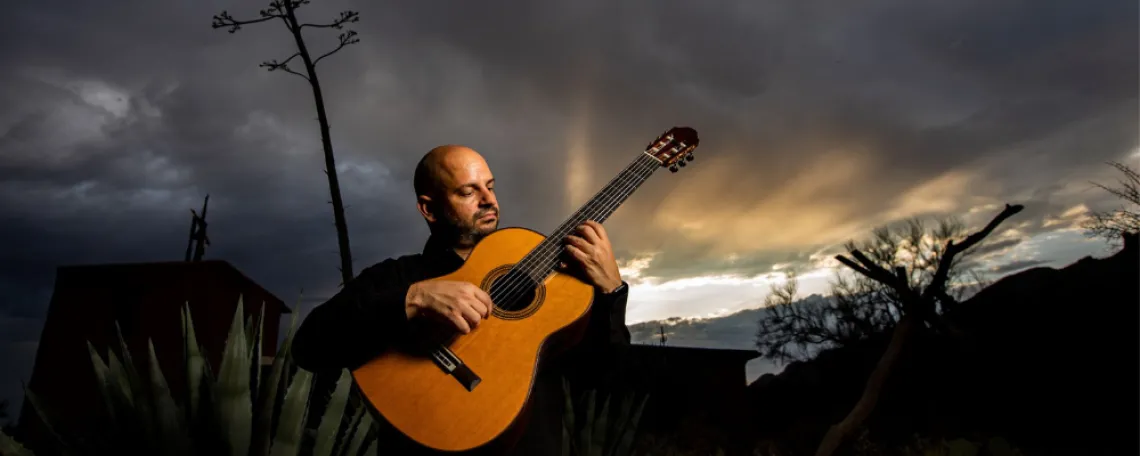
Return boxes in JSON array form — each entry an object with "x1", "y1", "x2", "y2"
[{"x1": 291, "y1": 233, "x2": 631, "y2": 454}]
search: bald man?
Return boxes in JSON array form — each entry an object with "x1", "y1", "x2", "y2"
[{"x1": 292, "y1": 145, "x2": 631, "y2": 455}]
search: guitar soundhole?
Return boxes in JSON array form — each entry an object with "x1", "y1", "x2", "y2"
[{"x1": 482, "y1": 265, "x2": 544, "y2": 320}]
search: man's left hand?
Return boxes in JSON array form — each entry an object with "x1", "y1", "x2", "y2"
[{"x1": 561, "y1": 220, "x2": 623, "y2": 293}]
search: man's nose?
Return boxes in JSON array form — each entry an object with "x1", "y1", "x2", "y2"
[{"x1": 479, "y1": 188, "x2": 497, "y2": 206}]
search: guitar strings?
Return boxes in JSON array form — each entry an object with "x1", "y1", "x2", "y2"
[
  {"x1": 445, "y1": 153, "x2": 661, "y2": 350},
  {"x1": 496, "y1": 156, "x2": 658, "y2": 309},
  {"x1": 489, "y1": 152, "x2": 662, "y2": 311},
  {"x1": 490, "y1": 153, "x2": 660, "y2": 311},
  {"x1": 489, "y1": 156, "x2": 656, "y2": 310}
]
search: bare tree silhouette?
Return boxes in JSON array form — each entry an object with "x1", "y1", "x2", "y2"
[
  {"x1": 755, "y1": 216, "x2": 992, "y2": 363},
  {"x1": 212, "y1": 0, "x2": 360, "y2": 285},
  {"x1": 1082, "y1": 161, "x2": 1140, "y2": 247},
  {"x1": 813, "y1": 204, "x2": 1023, "y2": 456}
]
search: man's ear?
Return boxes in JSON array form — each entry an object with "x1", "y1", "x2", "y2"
[{"x1": 417, "y1": 194, "x2": 437, "y2": 223}]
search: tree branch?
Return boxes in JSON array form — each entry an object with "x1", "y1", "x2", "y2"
[
  {"x1": 313, "y1": 30, "x2": 360, "y2": 66},
  {"x1": 211, "y1": 3, "x2": 287, "y2": 33},
  {"x1": 835, "y1": 249, "x2": 917, "y2": 302},
  {"x1": 259, "y1": 54, "x2": 310, "y2": 82},
  {"x1": 815, "y1": 315, "x2": 919, "y2": 456},
  {"x1": 922, "y1": 203, "x2": 1023, "y2": 301},
  {"x1": 269, "y1": 52, "x2": 301, "y2": 67},
  {"x1": 834, "y1": 255, "x2": 876, "y2": 280},
  {"x1": 301, "y1": 10, "x2": 360, "y2": 29}
]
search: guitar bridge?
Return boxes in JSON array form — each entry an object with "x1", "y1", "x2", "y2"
[{"x1": 431, "y1": 345, "x2": 481, "y2": 392}]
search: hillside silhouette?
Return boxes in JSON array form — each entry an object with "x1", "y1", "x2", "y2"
[
  {"x1": 745, "y1": 232, "x2": 1138, "y2": 455},
  {"x1": 629, "y1": 294, "x2": 833, "y2": 351}
]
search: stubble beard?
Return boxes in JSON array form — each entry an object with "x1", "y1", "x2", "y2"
[{"x1": 442, "y1": 207, "x2": 498, "y2": 248}]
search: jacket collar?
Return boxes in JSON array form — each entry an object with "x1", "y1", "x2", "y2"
[{"x1": 422, "y1": 233, "x2": 465, "y2": 275}]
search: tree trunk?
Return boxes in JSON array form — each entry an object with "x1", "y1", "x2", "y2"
[
  {"x1": 814, "y1": 315, "x2": 918, "y2": 456},
  {"x1": 284, "y1": 3, "x2": 354, "y2": 285}
]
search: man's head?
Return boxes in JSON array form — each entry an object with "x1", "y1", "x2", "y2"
[{"x1": 414, "y1": 145, "x2": 499, "y2": 248}]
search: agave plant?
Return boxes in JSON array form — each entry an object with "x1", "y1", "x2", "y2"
[
  {"x1": 0, "y1": 296, "x2": 379, "y2": 456},
  {"x1": 561, "y1": 377, "x2": 649, "y2": 456}
]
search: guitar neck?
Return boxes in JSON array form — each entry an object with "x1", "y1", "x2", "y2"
[
  {"x1": 520, "y1": 152, "x2": 662, "y2": 278},
  {"x1": 555, "y1": 152, "x2": 661, "y2": 232}
]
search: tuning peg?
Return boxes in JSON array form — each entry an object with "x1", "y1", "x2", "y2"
[
  {"x1": 669, "y1": 165, "x2": 679, "y2": 172},
  {"x1": 686, "y1": 153, "x2": 694, "y2": 161},
  {"x1": 678, "y1": 160, "x2": 686, "y2": 167}
]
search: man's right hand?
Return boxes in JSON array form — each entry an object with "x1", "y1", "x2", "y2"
[{"x1": 405, "y1": 280, "x2": 493, "y2": 334}]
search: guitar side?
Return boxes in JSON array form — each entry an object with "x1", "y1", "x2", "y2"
[{"x1": 351, "y1": 227, "x2": 596, "y2": 453}]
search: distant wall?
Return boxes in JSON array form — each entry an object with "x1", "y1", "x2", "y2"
[{"x1": 601, "y1": 344, "x2": 760, "y2": 454}]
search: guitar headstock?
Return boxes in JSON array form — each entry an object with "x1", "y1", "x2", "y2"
[{"x1": 645, "y1": 127, "x2": 699, "y2": 173}]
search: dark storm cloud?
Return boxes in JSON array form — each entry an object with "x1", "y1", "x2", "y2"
[
  {"x1": 369, "y1": 0, "x2": 1137, "y2": 280},
  {"x1": 0, "y1": 0, "x2": 1134, "y2": 417}
]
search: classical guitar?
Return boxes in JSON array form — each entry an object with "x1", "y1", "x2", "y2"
[{"x1": 351, "y1": 127, "x2": 700, "y2": 453}]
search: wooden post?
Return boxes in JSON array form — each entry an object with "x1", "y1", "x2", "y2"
[{"x1": 185, "y1": 194, "x2": 211, "y2": 262}]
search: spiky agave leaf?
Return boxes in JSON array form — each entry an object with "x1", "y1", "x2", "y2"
[
  {"x1": 561, "y1": 379, "x2": 650, "y2": 456},
  {"x1": 182, "y1": 303, "x2": 223, "y2": 455},
  {"x1": 562, "y1": 417, "x2": 572, "y2": 456},
  {"x1": 0, "y1": 428, "x2": 35, "y2": 456},
  {"x1": 562, "y1": 378, "x2": 577, "y2": 456},
  {"x1": 332, "y1": 405, "x2": 359, "y2": 456},
  {"x1": 245, "y1": 314, "x2": 255, "y2": 348},
  {"x1": 250, "y1": 303, "x2": 266, "y2": 400},
  {"x1": 612, "y1": 393, "x2": 649, "y2": 456},
  {"x1": 312, "y1": 369, "x2": 353, "y2": 456},
  {"x1": 216, "y1": 296, "x2": 254, "y2": 456},
  {"x1": 21, "y1": 384, "x2": 83, "y2": 456},
  {"x1": 105, "y1": 339, "x2": 155, "y2": 453},
  {"x1": 113, "y1": 322, "x2": 159, "y2": 452},
  {"x1": 86, "y1": 341, "x2": 120, "y2": 429},
  {"x1": 244, "y1": 310, "x2": 257, "y2": 399},
  {"x1": 88, "y1": 341, "x2": 143, "y2": 453},
  {"x1": 608, "y1": 393, "x2": 636, "y2": 455},
  {"x1": 579, "y1": 390, "x2": 596, "y2": 455},
  {"x1": 113, "y1": 322, "x2": 146, "y2": 404},
  {"x1": 103, "y1": 344, "x2": 133, "y2": 409},
  {"x1": 182, "y1": 303, "x2": 208, "y2": 423},
  {"x1": 251, "y1": 299, "x2": 304, "y2": 456},
  {"x1": 145, "y1": 338, "x2": 192, "y2": 456},
  {"x1": 362, "y1": 438, "x2": 378, "y2": 456},
  {"x1": 338, "y1": 406, "x2": 369, "y2": 456},
  {"x1": 356, "y1": 412, "x2": 377, "y2": 456},
  {"x1": 269, "y1": 368, "x2": 314, "y2": 456},
  {"x1": 590, "y1": 394, "x2": 612, "y2": 456}
]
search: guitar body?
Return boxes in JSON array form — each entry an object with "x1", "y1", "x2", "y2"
[{"x1": 351, "y1": 227, "x2": 596, "y2": 453}]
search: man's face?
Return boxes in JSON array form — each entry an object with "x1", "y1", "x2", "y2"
[{"x1": 432, "y1": 149, "x2": 499, "y2": 246}]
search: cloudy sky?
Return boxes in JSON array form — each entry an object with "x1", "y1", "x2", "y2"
[{"x1": 1, "y1": 0, "x2": 1135, "y2": 419}]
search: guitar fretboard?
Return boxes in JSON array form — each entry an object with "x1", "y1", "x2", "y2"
[{"x1": 515, "y1": 152, "x2": 661, "y2": 281}]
